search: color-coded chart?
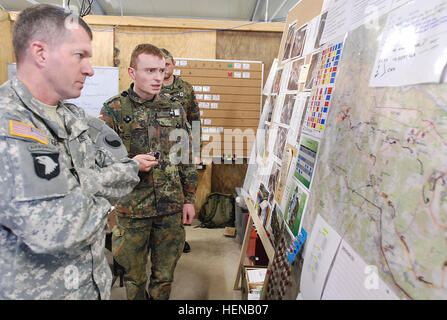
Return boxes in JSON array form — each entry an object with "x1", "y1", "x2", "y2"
[
  {"x1": 303, "y1": 41, "x2": 344, "y2": 139},
  {"x1": 316, "y1": 42, "x2": 343, "y2": 86},
  {"x1": 305, "y1": 86, "x2": 333, "y2": 133}
]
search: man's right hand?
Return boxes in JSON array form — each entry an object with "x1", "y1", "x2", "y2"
[{"x1": 132, "y1": 154, "x2": 159, "y2": 172}]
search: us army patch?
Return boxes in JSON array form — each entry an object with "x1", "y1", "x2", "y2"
[
  {"x1": 31, "y1": 151, "x2": 60, "y2": 180},
  {"x1": 9, "y1": 120, "x2": 48, "y2": 144}
]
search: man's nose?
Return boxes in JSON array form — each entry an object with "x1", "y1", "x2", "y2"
[{"x1": 83, "y1": 60, "x2": 94, "y2": 77}]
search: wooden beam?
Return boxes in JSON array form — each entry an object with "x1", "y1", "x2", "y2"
[
  {"x1": 8, "y1": 12, "x2": 284, "y2": 32},
  {"x1": 0, "y1": 10, "x2": 15, "y2": 85}
]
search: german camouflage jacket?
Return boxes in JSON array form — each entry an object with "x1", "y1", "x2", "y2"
[
  {"x1": 161, "y1": 76, "x2": 201, "y2": 149},
  {"x1": 100, "y1": 84, "x2": 198, "y2": 218},
  {"x1": 0, "y1": 78, "x2": 140, "y2": 299},
  {"x1": 161, "y1": 75, "x2": 200, "y2": 125}
]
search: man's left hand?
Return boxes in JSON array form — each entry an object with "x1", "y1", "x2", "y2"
[{"x1": 182, "y1": 203, "x2": 195, "y2": 225}]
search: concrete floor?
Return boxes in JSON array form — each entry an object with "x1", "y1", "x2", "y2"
[{"x1": 108, "y1": 219, "x2": 243, "y2": 300}]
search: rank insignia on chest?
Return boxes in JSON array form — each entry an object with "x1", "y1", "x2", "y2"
[
  {"x1": 32, "y1": 152, "x2": 60, "y2": 180},
  {"x1": 174, "y1": 109, "x2": 180, "y2": 116}
]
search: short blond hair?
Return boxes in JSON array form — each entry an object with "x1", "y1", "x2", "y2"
[{"x1": 130, "y1": 44, "x2": 164, "y2": 69}]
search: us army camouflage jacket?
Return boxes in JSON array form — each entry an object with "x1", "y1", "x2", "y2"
[
  {"x1": 100, "y1": 84, "x2": 198, "y2": 218},
  {"x1": 161, "y1": 76, "x2": 201, "y2": 148},
  {"x1": 0, "y1": 78, "x2": 140, "y2": 300}
]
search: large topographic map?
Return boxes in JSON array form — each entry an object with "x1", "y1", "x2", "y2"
[{"x1": 303, "y1": 20, "x2": 447, "y2": 299}]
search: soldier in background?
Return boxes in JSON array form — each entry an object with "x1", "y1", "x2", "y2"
[
  {"x1": 0, "y1": 4, "x2": 150, "y2": 299},
  {"x1": 100, "y1": 44, "x2": 198, "y2": 300},
  {"x1": 160, "y1": 48, "x2": 201, "y2": 253}
]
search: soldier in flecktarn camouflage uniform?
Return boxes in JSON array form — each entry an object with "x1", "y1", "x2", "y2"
[
  {"x1": 160, "y1": 48, "x2": 201, "y2": 254},
  {"x1": 100, "y1": 44, "x2": 198, "y2": 300},
  {"x1": 0, "y1": 5, "x2": 146, "y2": 299},
  {"x1": 160, "y1": 48, "x2": 201, "y2": 145}
]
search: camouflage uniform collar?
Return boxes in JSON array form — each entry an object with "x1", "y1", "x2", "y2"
[
  {"x1": 11, "y1": 77, "x2": 88, "y2": 140},
  {"x1": 163, "y1": 75, "x2": 179, "y2": 90},
  {"x1": 128, "y1": 83, "x2": 158, "y2": 105}
]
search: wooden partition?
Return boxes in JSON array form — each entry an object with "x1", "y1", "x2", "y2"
[{"x1": 0, "y1": 10, "x2": 14, "y2": 85}]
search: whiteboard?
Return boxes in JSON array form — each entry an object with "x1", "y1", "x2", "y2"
[{"x1": 8, "y1": 63, "x2": 119, "y2": 117}]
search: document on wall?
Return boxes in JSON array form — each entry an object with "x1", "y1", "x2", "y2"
[
  {"x1": 370, "y1": 0, "x2": 447, "y2": 86},
  {"x1": 391, "y1": 0, "x2": 412, "y2": 10},
  {"x1": 349, "y1": 0, "x2": 393, "y2": 31},
  {"x1": 299, "y1": 214, "x2": 342, "y2": 300},
  {"x1": 319, "y1": 0, "x2": 351, "y2": 46},
  {"x1": 321, "y1": 239, "x2": 400, "y2": 300},
  {"x1": 320, "y1": 0, "x2": 394, "y2": 46}
]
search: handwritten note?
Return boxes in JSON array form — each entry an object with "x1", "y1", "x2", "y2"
[
  {"x1": 300, "y1": 214, "x2": 342, "y2": 300},
  {"x1": 370, "y1": 0, "x2": 447, "y2": 87}
]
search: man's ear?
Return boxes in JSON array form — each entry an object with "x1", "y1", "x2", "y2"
[
  {"x1": 29, "y1": 41, "x2": 48, "y2": 67},
  {"x1": 128, "y1": 67, "x2": 136, "y2": 81}
]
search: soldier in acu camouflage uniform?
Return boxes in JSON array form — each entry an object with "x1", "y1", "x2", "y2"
[
  {"x1": 160, "y1": 48, "x2": 201, "y2": 254},
  {"x1": 100, "y1": 44, "x2": 198, "y2": 300},
  {"x1": 0, "y1": 4, "x2": 150, "y2": 299}
]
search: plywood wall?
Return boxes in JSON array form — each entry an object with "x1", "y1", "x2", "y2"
[
  {"x1": 90, "y1": 26, "x2": 115, "y2": 67},
  {"x1": 0, "y1": 11, "x2": 15, "y2": 85},
  {"x1": 216, "y1": 30, "x2": 282, "y2": 86},
  {"x1": 211, "y1": 162, "x2": 249, "y2": 194},
  {"x1": 114, "y1": 26, "x2": 217, "y2": 92}
]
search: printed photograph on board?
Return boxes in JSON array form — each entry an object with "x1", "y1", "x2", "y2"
[
  {"x1": 314, "y1": 11, "x2": 328, "y2": 49},
  {"x1": 290, "y1": 24, "x2": 307, "y2": 59},
  {"x1": 287, "y1": 58, "x2": 306, "y2": 91},
  {"x1": 273, "y1": 126, "x2": 288, "y2": 160},
  {"x1": 267, "y1": 161, "x2": 281, "y2": 201},
  {"x1": 279, "y1": 94, "x2": 296, "y2": 126},
  {"x1": 282, "y1": 21, "x2": 297, "y2": 61},
  {"x1": 284, "y1": 179, "x2": 308, "y2": 236},
  {"x1": 272, "y1": 68, "x2": 283, "y2": 94},
  {"x1": 305, "y1": 52, "x2": 322, "y2": 90}
]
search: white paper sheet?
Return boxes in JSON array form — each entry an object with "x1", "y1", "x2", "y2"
[
  {"x1": 300, "y1": 214, "x2": 342, "y2": 300},
  {"x1": 320, "y1": 0, "x2": 394, "y2": 46},
  {"x1": 321, "y1": 239, "x2": 400, "y2": 300},
  {"x1": 247, "y1": 269, "x2": 267, "y2": 283},
  {"x1": 319, "y1": 0, "x2": 351, "y2": 46},
  {"x1": 370, "y1": 0, "x2": 447, "y2": 87}
]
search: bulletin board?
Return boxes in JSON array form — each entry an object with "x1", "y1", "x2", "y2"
[
  {"x1": 239, "y1": 0, "x2": 447, "y2": 301},
  {"x1": 174, "y1": 58, "x2": 264, "y2": 159}
]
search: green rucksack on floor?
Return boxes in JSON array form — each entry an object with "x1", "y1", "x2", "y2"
[{"x1": 198, "y1": 192, "x2": 235, "y2": 228}]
